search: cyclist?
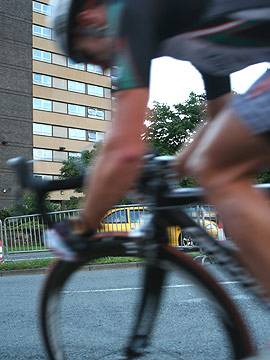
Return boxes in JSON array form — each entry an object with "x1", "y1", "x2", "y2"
[{"x1": 48, "y1": 0, "x2": 270, "y2": 301}]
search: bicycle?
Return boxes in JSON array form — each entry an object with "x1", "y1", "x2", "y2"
[{"x1": 9, "y1": 154, "x2": 270, "y2": 359}]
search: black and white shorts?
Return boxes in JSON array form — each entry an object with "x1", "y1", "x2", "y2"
[{"x1": 232, "y1": 68, "x2": 270, "y2": 135}]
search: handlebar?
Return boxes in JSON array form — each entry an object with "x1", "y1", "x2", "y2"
[
  {"x1": 9, "y1": 156, "x2": 270, "y2": 211},
  {"x1": 8, "y1": 157, "x2": 84, "y2": 195}
]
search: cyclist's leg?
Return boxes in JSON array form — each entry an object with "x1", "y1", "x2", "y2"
[
  {"x1": 177, "y1": 93, "x2": 231, "y2": 174},
  {"x1": 181, "y1": 109, "x2": 270, "y2": 295},
  {"x1": 177, "y1": 70, "x2": 270, "y2": 295}
]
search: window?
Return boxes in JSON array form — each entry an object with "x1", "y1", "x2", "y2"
[
  {"x1": 88, "y1": 84, "x2": 104, "y2": 97},
  {"x1": 69, "y1": 128, "x2": 86, "y2": 141},
  {"x1": 53, "y1": 151, "x2": 68, "y2": 162},
  {"x1": 87, "y1": 64, "x2": 103, "y2": 75},
  {"x1": 67, "y1": 59, "x2": 85, "y2": 71},
  {"x1": 68, "y1": 152, "x2": 81, "y2": 159},
  {"x1": 33, "y1": 1, "x2": 51, "y2": 16},
  {"x1": 53, "y1": 101, "x2": 68, "y2": 114},
  {"x1": 33, "y1": 49, "x2": 51, "y2": 63},
  {"x1": 53, "y1": 126, "x2": 68, "y2": 138},
  {"x1": 68, "y1": 80, "x2": 86, "y2": 93},
  {"x1": 32, "y1": 24, "x2": 52, "y2": 39},
  {"x1": 33, "y1": 98, "x2": 52, "y2": 112},
  {"x1": 34, "y1": 174, "x2": 53, "y2": 180},
  {"x1": 88, "y1": 107, "x2": 105, "y2": 120},
  {"x1": 33, "y1": 73, "x2": 52, "y2": 87},
  {"x1": 53, "y1": 78, "x2": 67, "y2": 90},
  {"x1": 33, "y1": 148, "x2": 52, "y2": 161},
  {"x1": 88, "y1": 130, "x2": 105, "y2": 142},
  {"x1": 129, "y1": 209, "x2": 146, "y2": 224},
  {"x1": 68, "y1": 104, "x2": 85, "y2": 117},
  {"x1": 33, "y1": 123, "x2": 52, "y2": 136},
  {"x1": 103, "y1": 209, "x2": 128, "y2": 224},
  {"x1": 52, "y1": 53, "x2": 67, "y2": 66}
]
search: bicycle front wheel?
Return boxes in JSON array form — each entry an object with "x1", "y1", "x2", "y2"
[
  {"x1": 40, "y1": 233, "x2": 135, "y2": 360},
  {"x1": 40, "y1": 237, "x2": 256, "y2": 359},
  {"x1": 160, "y1": 245, "x2": 256, "y2": 359}
]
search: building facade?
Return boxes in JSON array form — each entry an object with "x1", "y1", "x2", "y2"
[
  {"x1": 0, "y1": 0, "x2": 33, "y2": 207},
  {"x1": 32, "y1": 0, "x2": 112, "y2": 202},
  {"x1": 0, "y1": 0, "x2": 112, "y2": 207}
]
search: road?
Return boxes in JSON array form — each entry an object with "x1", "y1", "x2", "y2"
[{"x1": 1, "y1": 265, "x2": 270, "y2": 359}]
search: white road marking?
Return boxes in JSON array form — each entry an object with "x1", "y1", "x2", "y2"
[{"x1": 62, "y1": 280, "x2": 240, "y2": 295}]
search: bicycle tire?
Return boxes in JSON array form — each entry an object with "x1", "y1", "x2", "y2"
[
  {"x1": 161, "y1": 245, "x2": 255, "y2": 359},
  {"x1": 40, "y1": 233, "x2": 132, "y2": 360},
  {"x1": 40, "y1": 238, "x2": 256, "y2": 360}
]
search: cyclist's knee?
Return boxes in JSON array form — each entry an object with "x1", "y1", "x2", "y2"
[
  {"x1": 103, "y1": 137, "x2": 145, "y2": 167},
  {"x1": 184, "y1": 151, "x2": 227, "y2": 190}
]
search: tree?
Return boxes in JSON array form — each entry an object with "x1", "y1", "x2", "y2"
[
  {"x1": 256, "y1": 169, "x2": 270, "y2": 184},
  {"x1": 144, "y1": 92, "x2": 206, "y2": 155},
  {"x1": 11, "y1": 192, "x2": 60, "y2": 216},
  {"x1": 61, "y1": 196, "x2": 83, "y2": 210},
  {"x1": 59, "y1": 94, "x2": 207, "y2": 193},
  {"x1": 59, "y1": 144, "x2": 101, "y2": 193}
]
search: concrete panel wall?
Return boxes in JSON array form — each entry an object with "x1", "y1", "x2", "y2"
[{"x1": 0, "y1": 0, "x2": 33, "y2": 207}]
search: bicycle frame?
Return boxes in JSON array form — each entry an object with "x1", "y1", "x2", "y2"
[{"x1": 10, "y1": 154, "x2": 270, "y2": 359}]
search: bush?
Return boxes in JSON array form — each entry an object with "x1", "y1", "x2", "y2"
[
  {"x1": 61, "y1": 196, "x2": 83, "y2": 210},
  {"x1": 0, "y1": 208, "x2": 11, "y2": 221}
]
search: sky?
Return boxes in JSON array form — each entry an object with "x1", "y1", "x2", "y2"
[{"x1": 149, "y1": 58, "x2": 269, "y2": 107}]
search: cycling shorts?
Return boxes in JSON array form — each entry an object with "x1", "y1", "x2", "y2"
[{"x1": 231, "y1": 68, "x2": 270, "y2": 134}]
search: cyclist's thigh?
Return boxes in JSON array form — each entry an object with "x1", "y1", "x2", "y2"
[
  {"x1": 190, "y1": 71, "x2": 270, "y2": 173},
  {"x1": 231, "y1": 69, "x2": 270, "y2": 137}
]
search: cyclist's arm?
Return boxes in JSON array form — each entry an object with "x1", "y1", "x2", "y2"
[
  {"x1": 81, "y1": 87, "x2": 149, "y2": 230},
  {"x1": 81, "y1": 3, "x2": 158, "y2": 230}
]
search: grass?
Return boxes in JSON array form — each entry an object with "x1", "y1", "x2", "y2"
[
  {"x1": 93, "y1": 256, "x2": 143, "y2": 264},
  {"x1": 0, "y1": 251, "x2": 201, "y2": 272},
  {"x1": 0, "y1": 256, "x2": 143, "y2": 272},
  {"x1": 0, "y1": 258, "x2": 54, "y2": 271}
]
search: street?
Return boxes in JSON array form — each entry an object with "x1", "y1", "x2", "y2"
[{"x1": 1, "y1": 265, "x2": 270, "y2": 359}]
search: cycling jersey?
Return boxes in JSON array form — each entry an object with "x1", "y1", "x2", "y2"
[{"x1": 113, "y1": 0, "x2": 270, "y2": 99}]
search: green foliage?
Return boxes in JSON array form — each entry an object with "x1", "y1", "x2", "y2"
[
  {"x1": 179, "y1": 176, "x2": 198, "y2": 188},
  {"x1": 0, "y1": 258, "x2": 54, "y2": 271},
  {"x1": 256, "y1": 169, "x2": 270, "y2": 184},
  {"x1": 0, "y1": 208, "x2": 11, "y2": 221},
  {"x1": 118, "y1": 197, "x2": 137, "y2": 205},
  {"x1": 10, "y1": 192, "x2": 60, "y2": 216},
  {"x1": 144, "y1": 92, "x2": 206, "y2": 155},
  {"x1": 61, "y1": 196, "x2": 83, "y2": 210},
  {"x1": 60, "y1": 145, "x2": 101, "y2": 193}
]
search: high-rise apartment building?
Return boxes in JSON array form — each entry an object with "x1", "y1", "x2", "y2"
[
  {"x1": 32, "y1": 0, "x2": 112, "y2": 202},
  {"x1": 0, "y1": 0, "x2": 112, "y2": 207}
]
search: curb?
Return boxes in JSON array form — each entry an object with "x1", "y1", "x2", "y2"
[{"x1": 0, "y1": 261, "x2": 144, "y2": 277}]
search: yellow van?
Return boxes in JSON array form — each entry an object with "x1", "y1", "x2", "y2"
[
  {"x1": 100, "y1": 206, "x2": 218, "y2": 246},
  {"x1": 100, "y1": 206, "x2": 146, "y2": 232}
]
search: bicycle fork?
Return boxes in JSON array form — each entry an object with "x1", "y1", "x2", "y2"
[{"x1": 125, "y1": 262, "x2": 167, "y2": 358}]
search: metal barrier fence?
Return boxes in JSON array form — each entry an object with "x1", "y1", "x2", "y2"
[
  {"x1": 2, "y1": 204, "x2": 224, "y2": 257},
  {"x1": 0, "y1": 220, "x2": 3, "y2": 262},
  {"x1": 3, "y1": 209, "x2": 80, "y2": 255}
]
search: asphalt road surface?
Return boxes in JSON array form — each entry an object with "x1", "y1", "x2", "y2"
[{"x1": 1, "y1": 265, "x2": 270, "y2": 359}]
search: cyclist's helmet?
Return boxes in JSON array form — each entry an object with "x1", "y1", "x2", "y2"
[{"x1": 50, "y1": 0, "x2": 123, "y2": 63}]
